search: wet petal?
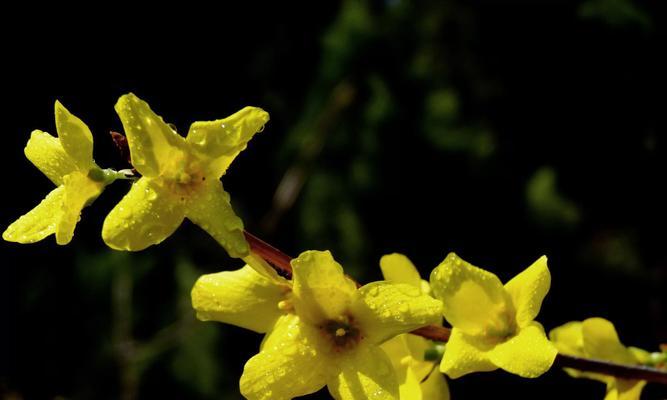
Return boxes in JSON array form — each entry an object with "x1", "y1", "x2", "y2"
[
  {"x1": 102, "y1": 178, "x2": 185, "y2": 251},
  {"x1": 54, "y1": 101, "x2": 95, "y2": 170},
  {"x1": 56, "y1": 172, "x2": 104, "y2": 244},
  {"x1": 328, "y1": 344, "x2": 399, "y2": 400},
  {"x1": 291, "y1": 250, "x2": 358, "y2": 324},
  {"x1": 440, "y1": 328, "x2": 496, "y2": 379},
  {"x1": 504, "y1": 256, "x2": 551, "y2": 328},
  {"x1": 582, "y1": 318, "x2": 636, "y2": 365},
  {"x1": 488, "y1": 321, "x2": 557, "y2": 378},
  {"x1": 185, "y1": 181, "x2": 248, "y2": 258},
  {"x1": 240, "y1": 314, "x2": 330, "y2": 400},
  {"x1": 352, "y1": 282, "x2": 442, "y2": 344},
  {"x1": 24, "y1": 130, "x2": 77, "y2": 186},
  {"x1": 430, "y1": 253, "x2": 514, "y2": 337},
  {"x1": 115, "y1": 93, "x2": 186, "y2": 177},
  {"x1": 191, "y1": 265, "x2": 287, "y2": 333},
  {"x1": 380, "y1": 253, "x2": 422, "y2": 289},
  {"x1": 186, "y1": 106, "x2": 269, "y2": 176},
  {"x1": 3, "y1": 186, "x2": 65, "y2": 243}
]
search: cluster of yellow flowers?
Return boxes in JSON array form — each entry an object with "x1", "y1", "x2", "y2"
[{"x1": 5, "y1": 95, "x2": 663, "y2": 400}]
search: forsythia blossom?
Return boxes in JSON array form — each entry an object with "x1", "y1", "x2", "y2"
[
  {"x1": 102, "y1": 93, "x2": 268, "y2": 257},
  {"x1": 430, "y1": 253, "x2": 558, "y2": 378},
  {"x1": 4, "y1": 102, "x2": 119, "y2": 245},
  {"x1": 191, "y1": 250, "x2": 443, "y2": 400},
  {"x1": 549, "y1": 317, "x2": 650, "y2": 400},
  {"x1": 379, "y1": 253, "x2": 450, "y2": 400}
]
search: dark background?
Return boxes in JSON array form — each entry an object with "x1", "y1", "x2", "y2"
[{"x1": 1, "y1": 1, "x2": 665, "y2": 398}]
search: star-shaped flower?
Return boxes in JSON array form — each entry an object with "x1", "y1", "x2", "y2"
[
  {"x1": 191, "y1": 250, "x2": 443, "y2": 400},
  {"x1": 102, "y1": 93, "x2": 268, "y2": 257},
  {"x1": 430, "y1": 253, "x2": 558, "y2": 378},
  {"x1": 379, "y1": 253, "x2": 450, "y2": 400},
  {"x1": 4, "y1": 101, "x2": 118, "y2": 245},
  {"x1": 550, "y1": 317, "x2": 650, "y2": 400}
]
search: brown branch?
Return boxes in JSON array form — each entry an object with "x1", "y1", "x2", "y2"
[
  {"x1": 555, "y1": 354, "x2": 667, "y2": 384},
  {"x1": 244, "y1": 229, "x2": 667, "y2": 385}
]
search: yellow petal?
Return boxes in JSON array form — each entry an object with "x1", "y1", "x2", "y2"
[
  {"x1": 627, "y1": 347, "x2": 651, "y2": 364},
  {"x1": 605, "y1": 379, "x2": 646, "y2": 400},
  {"x1": 487, "y1": 321, "x2": 558, "y2": 378},
  {"x1": 102, "y1": 178, "x2": 185, "y2": 251},
  {"x1": 291, "y1": 250, "x2": 358, "y2": 323},
  {"x1": 24, "y1": 130, "x2": 77, "y2": 186},
  {"x1": 504, "y1": 256, "x2": 551, "y2": 328},
  {"x1": 240, "y1": 314, "x2": 330, "y2": 400},
  {"x1": 327, "y1": 344, "x2": 399, "y2": 400},
  {"x1": 380, "y1": 253, "x2": 422, "y2": 289},
  {"x1": 56, "y1": 172, "x2": 104, "y2": 245},
  {"x1": 582, "y1": 318, "x2": 636, "y2": 365},
  {"x1": 381, "y1": 336, "x2": 423, "y2": 400},
  {"x1": 191, "y1": 265, "x2": 286, "y2": 333},
  {"x1": 430, "y1": 253, "x2": 515, "y2": 337},
  {"x1": 186, "y1": 106, "x2": 269, "y2": 176},
  {"x1": 114, "y1": 93, "x2": 186, "y2": 177},
  {"x1": 440, "y1": 327, "x2": 496, "y2": 378},
  {"x1": 549, "y1": 321, "x2": 584, "y2": 357},
  {"x1": 3, "y1": 186, "x2": 65, "y2": 243},
  {"x1": 352, "y1": 282, "x2": 442, "y2": 344},
  {"x1": 420, "y1": 369, "x2": 450, "y2": 400},
  {"x1": 185, "y1": 181, "x2": 248, "y2": 258},
  {"x1": 549, "y1": 321, "x2": 611, "y2": 381},
  {"x1": 54, "y1": 101, "x2": 95, "y2": 171}
]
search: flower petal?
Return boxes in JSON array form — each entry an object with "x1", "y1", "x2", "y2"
[
  {"x1": 102, "y1": 178, "x2": 185, "y2": 251},
  {"x1": 504, "y1": 256, "x2": 551, "y2": 328},
  {"x1": 240, "y1": 314, "x2": 330, "y2": 400},
  {"x1": 185, "y1": 181, "x2": 248, "y2": 258},
  {"x1": 549, "y1": 321, "x2": 585, "y2": 357},
  {"x1": 488, "y1": 321, "x2": 558, "y2": 378},
  {"x1": 440, "y1": 328, "x2": 496, "y2": 378},
  {"x1": 328, "y1": 344, "x2": 399, "y2": 400},
  {"x1": 186, "y1": 106, "x2": 269, "y2": 176},
  {"x1": 430, "y1": 253, "x2": 514, "y2": 337},
  {"x1": 191, "y1": 265, "x2": 286, "y2": 333},
  {"x1": 606, "y1": 379, "x2": 646, "y2": 400},
  {"x1": 54, "y1": 101, "x2": 95, "y2": 171},
  {"x1": 420, "y1": 369, "x2": 450, "y2": 400},
  {"x1": 582, "y1": 318, "x2": 636, "y2": 365},
  {"x1": 381, "y1": 336, "x2": 423, "y2": 400},
  {"x1": 3, "y1": 186, "x2": 65, "y2": 243},
  {"x1": 24, "y1": 130, "x2": 77, "y2": 186},
  {"x1": 291, "y1": 250, "x2": 358, "y2": 324},
  {"x1": 549, "y1": 321, "x2": 610, "y2": 381},
  {"x1": 55, "y1": 172, "x2": 104, "y2": 245},
  {"x1": 352, "y1": 282, "x2": 442, "y2": 344},
  {"x1": 380, "y1": 253, "x2": 422, "y2": 289},
  {"x1": 115, "y1": 93, "x2": 186, "y2": 177}
]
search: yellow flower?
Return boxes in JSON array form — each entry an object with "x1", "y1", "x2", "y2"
[
  {"x1": 549, "y1": 317, "x2": 649, "y2": 400},
  {"x1": 191, "y1": 250, "x2": 443, "y2": 400},
  {"x1": 379, "y1": 253, "x2": 450, "y2": 400},
  {"x1": 430, "y1": 253, "x2": 558, "y2": 378},
  {"x1": 3, "y1": 101, "x2": 118, "y2": 245},
  {"x1": 102, "y1": 93, "x2": 268, "y2": 257}
]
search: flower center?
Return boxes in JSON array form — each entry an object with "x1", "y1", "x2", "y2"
[{"x1": 319, "y1": 316, "x2": 362, "y2": 352}]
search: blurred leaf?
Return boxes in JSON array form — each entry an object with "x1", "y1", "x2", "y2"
[
  {"x1": 526, "y1": 167, "x2": 581, "y2": 229},
  {"x1": 579, "y1": 0, "x2": 652, "y2": 29}
]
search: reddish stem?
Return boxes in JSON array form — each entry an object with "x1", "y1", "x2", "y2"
[{"x1": 243, "y1": 230, "x2": 667, "y2": 385}]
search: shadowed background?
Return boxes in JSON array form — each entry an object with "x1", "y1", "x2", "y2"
[{"x1": 1, "y1": 1, "x2": 665, "y2": 398}]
